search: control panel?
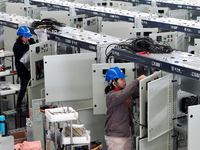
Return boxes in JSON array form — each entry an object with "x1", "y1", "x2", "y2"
[
  {"x1": 83, "y1": 16, "x2": 102, "y2": 33},
  {"x1": 30, "y1": 40, "x2": 57, "y2": 87},
  {"x1": 148, "y1": 6, "x2": 169, "y2": 17},
  {"x1": 69, "y1": 14, "x2": 86, "y2": 28},
  {"x1": 93, "y1": 0, "x2": 133, "y2": 10},
  {"x1": 149, "y1": 32, "x2": 188, "y2": 52},
  {"x1": 35, "y1": 43, "x2": 49, "y2": 54},
  {"x1": 129, "y1": 28, "x2": 158, "y2": 38}
]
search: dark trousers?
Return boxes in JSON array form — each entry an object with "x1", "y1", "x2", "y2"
[{"x1": 16, "y1": 77, "x2": 30, "y2": 107}]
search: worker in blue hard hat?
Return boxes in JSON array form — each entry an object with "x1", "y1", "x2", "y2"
[
  {"x1": 13, "y1": 26, "x2": 35, "y2": 112},
  {"x1": 104, "y1": 66, "x2": 146, "y2": 150}
]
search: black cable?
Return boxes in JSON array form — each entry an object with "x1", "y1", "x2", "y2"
[
  {"x1": 133, "y1": 116, "x2": 147, "y2": 128},
  {"x1": 40, "y1": 18, "x2": 66, "y2": 27},
  {"x1": 30, "y1": 18, "x2": 66, "y2": 32},
  {"x1": 105, "y1": 37, "x2": 174, "y2": 62}
]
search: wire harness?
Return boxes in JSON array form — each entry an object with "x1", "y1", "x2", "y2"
[
  {"x1": 105, "y1": 37, "x2": 174, "y2": 62},
  {"x1": 30, "y1": 18, "x2": 66, "y2": 32}
]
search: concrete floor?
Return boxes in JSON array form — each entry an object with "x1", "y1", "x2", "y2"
[{"x1": 6, "y1": 116, "x2": 188, "y2": 150}]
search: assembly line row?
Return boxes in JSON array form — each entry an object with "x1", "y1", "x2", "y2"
[
  {"x1": 116, "y1": 0, "x2": 200, "y2": 11},
  {"x1": 8, "y1": 0, "x2": 200, "y2": 35}
]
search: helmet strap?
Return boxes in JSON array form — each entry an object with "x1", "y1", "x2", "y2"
[
  {"x1": 107, "y1": 80, "x2": 113, "y2": 90},
  {"x1": 113, "y1": 81, "x2": 123, "y2": 90}
]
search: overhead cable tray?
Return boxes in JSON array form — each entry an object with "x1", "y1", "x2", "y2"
[
  {"x1": 111, "y1": 48, "x2": 200, "y2": 80},
  {"x1": 121, "y1": 0, "x2": 200, "y2": 11},
  {"x1": 10, "y1": 0, "x2": 200, "y2": 35},
  {"x1": 0, "y1": 12, "x2": 123, "y2": 52}
]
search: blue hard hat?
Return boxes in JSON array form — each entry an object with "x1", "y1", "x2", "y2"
[
  {"x1": 17, "y1": 26, "x2": 32, "y2": 38},
  {"x1": 105, "y1": 66, "x2": 127, "y2": 81}
]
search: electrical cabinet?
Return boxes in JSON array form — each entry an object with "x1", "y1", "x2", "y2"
[
  {"x1": 148, "y1": 6, "x2": 169, "y2": 17},
  {"x1": 101, "y1": 21, "x2": 134, "y2": 39},
  {"x1": 92, "y1": 63, "x2": 135, "y2": 114},
  {"x1": 40, "y1": 10, "x2": 70, "y2": 26},
  {"x1": 129, "y1": 28, "x2": 158, "y2": 38},
  {"x1": 149, "y1": 32, "x2": 188, "y2": 52},
  {"x1": 44, "y1": 52, "x2": 96, "y2": 102},
  {"x1": 194, "y1": 38, "x2": 200, "y2": 56},
  {"x1": 138, "y1": 71, "x2": 174, "y2": 150},
  {"x1": 83, "y1": 16, "x2": 102, "y2": 33},
  {"x1": 167, "y1": 9, "x2": 189, "y2": 20},
  {"x1": 93, "y1": 0, "x2": 133, "y2": 10},
  {"x1": 29, "y1": 40, "x2": 56, "y2": 87},
  {"x1": 110, "y1": 48, "x2": 200, "y2": 149},
  {"x1": 5, "y1": 2, "x2": 37, "y2": 17},
  {"x1": 28, "y1": 40, "x2": 57, "y2": 109}
]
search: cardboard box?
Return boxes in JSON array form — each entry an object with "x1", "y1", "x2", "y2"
[{"x1": 10, "y1": 131, "x2": 27, "y2": 145}]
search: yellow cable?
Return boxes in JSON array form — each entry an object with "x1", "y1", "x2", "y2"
[{"x1": 39, "y1": 111, "x2": 45, "y2": 114}]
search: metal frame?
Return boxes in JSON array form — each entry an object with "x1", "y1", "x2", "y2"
[
  {"x1": 114, "y1": 0, "x2": 200, "y2": 11},
  {"x1": 111, "y1": 48, "x2": 200, "y2": 80},
  {"x1": 0, "y1": 12, "x2": 123, "y2": 55},
  {"x1": 6, "y1": 0, "x2": 200, "y2": 36},
  {"x1": 139, "y1": 71, "x2": 162, "y2": 138},
  {"x1": 147, "y1": 74, "x2": 173, "y2": 141}
]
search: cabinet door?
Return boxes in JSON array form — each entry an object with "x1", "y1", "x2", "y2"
[
  {"x1": 139, "y1": 130, "x2": 173, "y2": 150},
  {"x1": 44, "y1": 53, "x2": 96, "y2": 102},
  {"x1": 188, "y1": 105, "x2": 200, "y2": 150},
  {"x1": 139, "y1": 71, "x2": 162, "y2": 138},
  {"x1": 148, "y1": 74, "x2": 173, "y2": 142}
]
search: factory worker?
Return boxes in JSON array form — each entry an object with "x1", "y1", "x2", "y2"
[
  {"x1": 13, "y1": 26, "x2": 35, "y2": 112},
  {"x1": 104, "y1": 66, "x2": 146, "y2": 150}
]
